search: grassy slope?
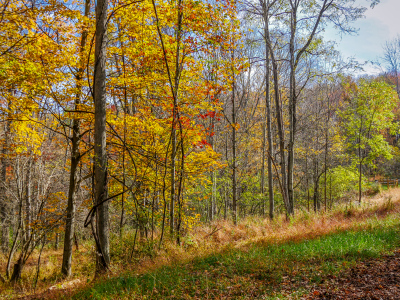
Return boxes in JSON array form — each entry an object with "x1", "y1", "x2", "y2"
[
  {"x1": 71, "y1": 201, "x2": 400, "y2": 299},
  {"x1": 2, "y1": 190, "x2": 399, "y2": 299},
  {"x1": 77, "y1": 224, "x2": 400, "y2": 299}
]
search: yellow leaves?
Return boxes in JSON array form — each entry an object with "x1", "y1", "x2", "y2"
[
  {"x1": 11, "y1": 116, "x2": 46, "y2": 155},
  {"x1": 231, "y1": 123, "x2": 240, "y2": 131}
]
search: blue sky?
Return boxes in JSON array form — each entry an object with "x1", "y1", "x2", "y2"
[{"x1": 324, "y1": 0, "x2": 400, "y2": 74}]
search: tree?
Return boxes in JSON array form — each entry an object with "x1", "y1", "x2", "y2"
[
  {"x1": 341, "y1": 79, "x2": 398, "y2": 203},
  {"x1": 259, "y1": 0, "x2": 275, "y2": 219},
  {"x1": 61, "y1": 0, "x2": 91, "y2": 277},
  {"x1": 93, "y1": 0, "x2": 110, "y2": 272}
]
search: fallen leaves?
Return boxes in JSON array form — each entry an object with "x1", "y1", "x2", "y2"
[{"x1": 307, "y1": 250, "x2": 400, "y2": 299}]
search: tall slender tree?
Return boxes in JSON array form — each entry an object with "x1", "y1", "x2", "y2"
[{"x1": 94, "y1": 0, "x2": 110, "y2": 272}]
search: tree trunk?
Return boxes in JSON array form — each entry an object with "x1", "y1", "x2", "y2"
[
  {"x1": 358, "y1": 116, "x2": 363, "y2": 204},
  {"x1": 324, "y1": 96, "x2": 330, "y2": 211},
  {"x1": 170, "y1": 125, "x2": 176, "y2": 234},
  {"x1": 262, "y1": 9, "x2": 274, "y2": 220},
  {"x1": 271, "y1": 52, "x2": 288, "y2": 214},
  {"x1": 94, "y1": 0, "x2": 110, "y2": 272},
  {"x1": 9, "y1": 196, "x2": 24, "y2": 281},
  {"x1": 55, "y1": 233, "x2": 59, "y2": 250},
  {"x1": 169, "y1": 0, "x2": 183, "y2": 236},
  {"x1": 313, "y1": 168, "x2": 320, "y2": 212},
  {"x1": 10, "y1": 257, "x2": 23, "y2": 283},
  {"x1": 306, "y1": 153, "x2": 310, "y2": 212},
  {"x1": 359, "y1": 161, "x2": 362, "y2": 204},
  {"x1": 25, "y1": 161, "x2": 32, "y2": 243},
  {"x1": 231, "y1": 49, "x2": 237, "y2": 225},
  {"x1": 286, "y1": 0, "x2": 329, "y2": 216},
  {"x1": 61, "y1": 0, "x2": 90, "y2": 277},
  {"x1": 261, "y1": 113, "x2": 266, "y2": 216},
  {"x1": 61, "y1": 133, "x2": 80, "y2": 276},
  {"x1": 287, "y1": 6, "x2": 297, "y2": 216},
  {"x1": 261, "y1": 4, "x2": 289, "y2": 213},
  {"x1": 0, "y1": 100, "x2": 10, "y2": 253}
]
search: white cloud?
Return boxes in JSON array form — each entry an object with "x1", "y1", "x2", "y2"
[{"x1": 324, "y1": 0, "x2": 400, "y2": 74}]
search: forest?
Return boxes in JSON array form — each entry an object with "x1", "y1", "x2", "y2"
[{"x1": 1, "y1": 0, "x2": 400, "y2": 298}]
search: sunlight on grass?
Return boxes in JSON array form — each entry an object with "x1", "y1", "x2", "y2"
[{"x1": 74, "y1": 215, "x2": 400, "y2": 299}]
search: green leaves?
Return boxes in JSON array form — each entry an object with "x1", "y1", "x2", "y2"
[{"x1": 340, "y1": 79, "x2": 398, "y2": 167}]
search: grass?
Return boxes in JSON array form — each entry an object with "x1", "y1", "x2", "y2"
[
  {"x1": 73, "y1": 214, "x2": 400, "y2": 299},
  {"x1": 2, "y1": 189, "x2": 400, "y2": 299}
]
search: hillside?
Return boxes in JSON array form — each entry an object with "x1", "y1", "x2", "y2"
[{"x1": 5, "y1": 188, "x2": 399, "y2": 299}]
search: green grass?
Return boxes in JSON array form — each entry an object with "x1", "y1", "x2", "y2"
[{"x1": 73, "y1": 216, "x2": 400, "y2": 299}]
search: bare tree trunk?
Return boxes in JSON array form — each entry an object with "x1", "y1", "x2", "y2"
[
  {"x1": 120, "y1": 133, "x2": 125, "y2": 238},
  {"x1": 313, "y1": 110, "x2": 320, "y2": 212},
  {"x1": 261, "y1": 114, "x2": 266, "y2": 216},
  {"x1": 329, "y1": 173, "x2": 332, "y2": 209},
  {"x1": 61, "y1": 133, "x2": 80, "y2": 276},
  {"x1": 306, "y1": 152, "x2": 310, "y2": 212},
  {"x1": 9, "y1": 191, "x2": 25, "y2": 282},
  {"x1": 324, "y1": 96, "x2": 330, "y2": 211},
  {"x1": 261, "y1": 5, "x2": 275, "y2": 220},
  {"x1": 211, "y1": 171, "x2": 216, "y2": 220},
  {"x1": 224, "y1": 132, "x2": 228, "y2": 220},
  {"x1": 231, "y1": 49, "x2": 237, "y2": 225},
  {"x1": 10, "y1": 256, "x2": 23, "y2": 283},
  {"x1": 261, "y1": 5, "x2": 289, "y2": 213},
  {"x1": 94, "y1": 0, "x2": 110, "y2": 272},
  {"x1": 313, "y1": 163, "x2": 320, "y2": 213},
  {"x1": 287, "y1": 5, "x2": 297, "y2": 216},
  {"x1": 359, "y1": 160, "x2": 362, "y2": 204},
  {"x1": 224, "y1": 186, "x2": 227, "y2": 220},
  {"x1": 55, "y1": 233, "x2": 59, "y2": 250},
  {"x1": 271, "y1": 54, "x2": 288, "y2": 214},
  {"x1": 169, "y1": 0, "x2": 183, "y2": 237},
  {"x1": 0, "y1": 100, "x2": 10, "y2": 253},
  {"x1": 25, "y1": 160, "x2": 32, "y2": 243},
  {"x1": 358, "y1": 116, "x2": 363, "y2": 204},
  {"x1": 170, "y1": 126, "x2": 176, "y2": 234}
]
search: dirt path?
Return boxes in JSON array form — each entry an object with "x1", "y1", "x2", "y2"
[{"x1": 307, "y1": 250, "x2": 400, "y2": 299}]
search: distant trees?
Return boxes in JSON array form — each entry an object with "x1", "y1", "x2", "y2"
[
  {"x1": 382, "y1": 36, "x2": 400, "y2": 98},
  {"x1": 242, "y1": 0, "x2": 369, "y2": 217}
]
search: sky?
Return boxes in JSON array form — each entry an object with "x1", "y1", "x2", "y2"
[{"x1": 324, "y1": 0, "x2": 400, "y2": 75}]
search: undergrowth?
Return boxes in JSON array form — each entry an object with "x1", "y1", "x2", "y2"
[{"x1": 73, "y1": 213, "x2": 400, "y2": 299}]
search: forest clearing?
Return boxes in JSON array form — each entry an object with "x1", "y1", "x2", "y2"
[{"x1": 2, "y1": 0, "x2": 400, "y2": 298}]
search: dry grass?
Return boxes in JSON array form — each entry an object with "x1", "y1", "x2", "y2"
[{"x1": 1, "y1": 187, "x2": 400, "y2": 299}]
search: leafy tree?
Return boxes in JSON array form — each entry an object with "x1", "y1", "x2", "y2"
[{"x1": 340, "y1": 79, "x2": 398, "y2": 203}]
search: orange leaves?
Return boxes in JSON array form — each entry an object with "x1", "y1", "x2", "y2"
[{"x1": 231, "y1": 123, "x2": 240, "y2": 131}]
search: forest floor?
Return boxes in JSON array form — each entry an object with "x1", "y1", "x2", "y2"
[
  {"x1": 307, "y1": 249, "x2": 400, "y2": 299},
  {"x1": 2, "y1": 188, "x2": 400, "y2": 299}
]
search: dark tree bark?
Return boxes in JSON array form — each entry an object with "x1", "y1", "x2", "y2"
[
  {"x1": 94, "y1": 0, "x2": 110, "y2": 272},
  {"x1": 231, "y1": 49, "x2": 237, "y2": 225}
]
